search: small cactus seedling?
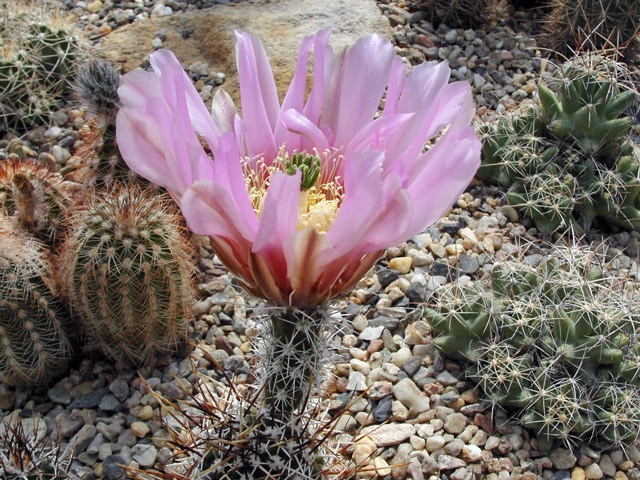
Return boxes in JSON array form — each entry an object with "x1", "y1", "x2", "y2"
[
  {"x1": 593, "y1": 382, "x2": 640, "y2": 447},
  {"x1": 478, "y1": 54, "x2": 640, "y2": 235},
  {"x1": 56, "y1": 183, "x2": 195, "y2": 366},
  {"x1": 0, "y1": 156, "x2": 83, "y2": 245},
  {"x1": 0, "y1": 221, "x2": 72, "y2": 387}
]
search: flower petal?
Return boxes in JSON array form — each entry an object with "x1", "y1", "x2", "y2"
[
  {"x1": 211, "y1": 88, "x2": 238, "y2": 135},
  {"x1": 149, "y1": 49, "x2": 223, "y2": 152},
  {"x1": 327, "y1": 34, "x2": 396, "y2": 147},
  {"x1": 116, "y1": 69, "x2": 212, "y2": 199},
  {"x1": 303, "y1": 29, "x2": 332, "y2": 127},
  {"x1": 280, "y1": 109, "x2": 330, "y2": 153},
  {"x1": 253, "y1": 171, "x2": 301, "y2": 252},
  {"x1": 235, "y1": 31, "x2": 279, "y2": 159},
  {"x1": 403, "y1": 126, "x2": 481, "y2": 234}
]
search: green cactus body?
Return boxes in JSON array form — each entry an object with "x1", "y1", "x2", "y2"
[
  {"x1": 521, "y1": 369, "x2": 594, "y2": 452},
  {"x1": 0, "y1": 157, "x2": 83, "y2": 245},
  {"x1": 593, "y1": 383, "x2": 640, "y2": 445},
  {"x1": 0, "y1": 222, "x2": 71, "y2": 387},
  {"x1": 423, "y1": 283, "x2": 495, "y2": 361},
  {"x1": 56, "y1": 184, "x2": 194, "y2": 366}
]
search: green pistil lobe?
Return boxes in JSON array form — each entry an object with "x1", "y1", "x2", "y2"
[{"x1": 285, "y1": 153, "x2": 321, "y2": 191}]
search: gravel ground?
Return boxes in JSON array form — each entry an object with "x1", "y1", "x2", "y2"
[{"x1": 1, "y1": 1, "x2": 640, "y2": 479}]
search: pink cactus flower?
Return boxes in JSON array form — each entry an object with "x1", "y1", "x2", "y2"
[{"x1": 116, "y1": 30, "x2": 481, "y2": 308}]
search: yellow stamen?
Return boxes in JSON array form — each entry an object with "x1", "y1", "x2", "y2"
[{"x1": 243, "y1": 147, "x2": 344, "y2": 234}]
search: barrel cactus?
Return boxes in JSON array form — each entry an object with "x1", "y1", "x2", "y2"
[
  {"x1": 55, "y1": 183, "x2": 195, "y2": 366},
  {"x1": 0, "y1": 221, "x2": 72, "y2": 387},
  {"x1": 0, "y1": 5, "x2": 82, "y2": 134},
  {"x1": 478, "y1": 54, "x2": 640, "y2": 235},
  {"x1": 0, "y1": 156, "x2": 83, "y2": 245}
]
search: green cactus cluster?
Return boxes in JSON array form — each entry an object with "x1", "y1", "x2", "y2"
[
  {"x1": 543, "y1": 0, "x2": 640, "y2": 53},
  {"x1": 0, "y1": 8, "x2": 81, "y2": 134},
  {"x1": 478, "y1": 54, "x2": 640, "y2": 235},
  {"x1": 55, "y1": 183, "x2": 195, "y2": 366},
  {"x1": 414, "y1": 0, "x2": 494, "y2": 28},
  {"x1": 0, "y1": 222, "x2": 72, "y2": 387},
  {"x1": 424, "y1": 245, "x2": 640, "y2": 451}
]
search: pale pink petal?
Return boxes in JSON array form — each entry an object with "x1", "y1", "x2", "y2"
[
  {"x1": 381, "y1": 57, "x2": 407, "y2": 116},
  {"x1": 403, "y1": 126, "x2": 481, "y2": 234},
  {"x1": 279, "y1": 109, "x2": 330, "y2": 153},
  {"x1": 330, "y1": 34, "x2": 396, "y2": 147},
  {"x1": 235, "y1": 31, "x2": 279, "y2": 159},
  {"x1": 116, "y1": 70, "x2": 211, "y2": 199},
  {"x1": 252, "y1": 171, "x2": 301, "y2": 252},
  {"x1": 149, "y1": 49, "x2": 223, "y2": 154},
  {"x1": 303, "y1": 29, "x2": 332, "y2": 126},
  {"x1": 210, "y1": 88, "x2": 238, "y2": 134},
  {"x1": 181, "y1": 179, "x2": 256, "y2": 242},
  {"x1": 345, "y1": 113, "x2": 415, "y2": 155},
  {"x1": 208, "y1": 133, "x2": 259, "y2": 233},
  {"x1": 274, "y1": 34, "x2": 315, "y2": 148}
]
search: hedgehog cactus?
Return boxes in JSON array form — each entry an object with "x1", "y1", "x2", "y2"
[
  {"x1": 0, "y1": 221, "x2": 72, "y2": 387},
  {"x1": 424, "y1": 245, "x2": 640, "y2": 451},
  {"x1": 0, "y1": 156, "x2": 83, "y2": 245},
  {"x1": 56, "y1": 184, "x2": 195, "y2": 366},
  {"x1": 0, "y1": 12, "x2": 82, "y2": 134},
  {"x1": 544, "y1": 0, "x2": 640, "y2": 53},
  {"x1": 478, "y1": 54, "x2": 640, "y2": 234}
]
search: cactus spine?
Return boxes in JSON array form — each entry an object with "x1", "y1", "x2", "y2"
[
  {"x1": 0, "y1": 222, "x2": 71, "y2": 387},
  {"x1": 56, "y1": 184, "x2": 195, "y2": 366}
]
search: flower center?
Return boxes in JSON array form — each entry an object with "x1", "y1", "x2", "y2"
[{"x1": 243, "y1": 147, "x2": 344, "y2": 234}]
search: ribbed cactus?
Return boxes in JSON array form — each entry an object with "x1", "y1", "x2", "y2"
[
  {"x1": 0, "y1": 7, "x2": 81, "y2": 134},
  {"x1": 478, "y1": 54, "x2": 640, "y2": 234},
  {"x1": 0, "y1": 221, "x2": 72, "y2": 387},
  {"x1": 0, "y1": 156, "x2": 83, "y2": 245},
  {"x1": 424, "y1": 245, "x2": 640, "y2": 451},
  {"x1": 56, "y1": 184, "x2": 195, "y2": 366},
  {"x1": 544, "y1": 0, "x2": 640, "y2": 53}
]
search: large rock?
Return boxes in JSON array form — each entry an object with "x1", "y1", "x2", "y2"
[{"x1": 98, "y1": 0, "x2": 391, "y2": 102}]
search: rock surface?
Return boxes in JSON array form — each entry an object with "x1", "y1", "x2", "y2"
[{"x1": 98, "y1": 0, "x2": 391, "y2": 102}]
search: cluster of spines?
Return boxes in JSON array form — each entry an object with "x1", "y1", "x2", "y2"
[
  {"x1": 55, "y1": 184, "x2": 195, "y2": 366},
  {"x1": 0, "y1": 222, "x2": 72, "y2": 387},
  {"x1": 0, "y1": 416, "x2": 78, "y2": 480},
  {"x1": 478, "y1": 53, "x2": 640, "y2": 235},
  {"x1": 424, "y1": 244, "x2": 640, "y2": 451},
  {"x1": 543, "y1": 0, "x2": 640, "y2": 54}
]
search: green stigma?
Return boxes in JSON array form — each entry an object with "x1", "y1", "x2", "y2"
[{"x1": 285, "y1": 153, "x2": 321, "y2": 191}]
